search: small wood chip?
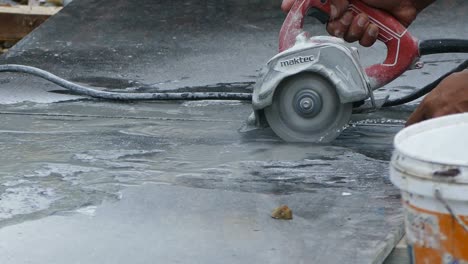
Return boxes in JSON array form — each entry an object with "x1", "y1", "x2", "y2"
[{"x1": 271, "y1": 205, "x2": 293, "y2": 220}]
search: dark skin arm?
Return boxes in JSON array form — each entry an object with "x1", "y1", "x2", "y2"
[
  {"x1": 282, "y1": 0, "x2": 468, "y2": 126},
  {"x1": 406, "y1": 70, "x2": 468, "y2": 126}
]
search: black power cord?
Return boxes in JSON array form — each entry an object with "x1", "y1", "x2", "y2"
[
  {"x1": 0, "y1": 39, "x2": 467, "y2": 105},
  {"x1": 383, "y1": 59, "x2": 468, "y2": 107},
  {"x1": 0, "y1": 64, "x2": 253, "y2": 101},
  {"x1": 383, "y1": 39, "x2": 468, "y2": 108},
  {"x1": 420, "y1": 39, "x2": 468, "y2": 56}
]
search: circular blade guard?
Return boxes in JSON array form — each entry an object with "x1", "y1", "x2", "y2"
[{"x1": 265, "y1": 73, "x2": 352, "y2": 143}]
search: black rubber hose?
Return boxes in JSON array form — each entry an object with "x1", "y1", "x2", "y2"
[
  {"x1": 420, "y1": 39, "x2": 468, "y2": 56},
  {"x1": 382, "y1": 38, "x2": 468, "y2": 107},
  {"x1": 0, "y1": 64, "x2": 253, "y2": 101},
  {"x1": 2, "y1": 38, "x2": 468, "y2": 105},
  {"x1": 382, "y1": 59, "x2": 468, "y2": 107}
]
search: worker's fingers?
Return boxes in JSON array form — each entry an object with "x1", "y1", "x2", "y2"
[
  {"x1": 281, "y1": 0, "x2": 295, "y2": 13},
  {"x1": 432, "y1": 110, "x2": 450, "y2": 119},
  {"x1": 281, "y1": 0, "x2": 349, "y2": 18},
  {"x1": 344, "y1": 13, "x2": 369, "y2": 43},
  {"x1": 359, "y1": 24, "x2": 379, "y2": 47},
  {"x1": 406, "y1": 70, "x2": 468, "y2": 126},
  {"x1": 406, "y1": 104, "x2": 427, "y2": 127},
  {"x1": 330, "y1": 0, "x2": 349, "y2": 20},
  {"x1": 327, "y1": 19, "x2": 347, "y2": 39},
  {"x1": 339, "y1": 11, "x2": 354, "y2": 27},
  {"x1": 408, "y1": 97, "x2": 467, "y2": 127}
]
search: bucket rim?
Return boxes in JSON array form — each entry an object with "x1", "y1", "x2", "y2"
[{"x1": 394, "y1": 113, "x2": 468, "y2": 167}]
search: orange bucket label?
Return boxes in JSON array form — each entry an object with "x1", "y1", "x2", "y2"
[{"x1": 404, "y1": 203, "x2": 468, "y2": 264}]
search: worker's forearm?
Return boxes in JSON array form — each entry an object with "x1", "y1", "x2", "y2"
[{"x1": 414, "y1": 0, "x2": 436, "y2": 12}]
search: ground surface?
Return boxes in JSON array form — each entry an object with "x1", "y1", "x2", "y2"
[{"x1": 0, "y1": 0, "x2": 466, "y2": 263}]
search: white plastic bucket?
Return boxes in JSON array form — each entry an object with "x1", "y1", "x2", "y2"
[{"x1": 390, "y1": 113, "x2": 468, "y2": 264}]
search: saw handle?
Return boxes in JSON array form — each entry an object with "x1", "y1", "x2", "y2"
[{"x1": 279, "y1": 0, "x2": 420, "y2": 89}]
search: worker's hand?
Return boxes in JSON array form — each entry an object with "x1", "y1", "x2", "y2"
[
  {"x1": 406, "y1": 70, "x2": 468, "y2": 126},
  {"x1": 281, "y1": 0, "x2": 435, "y2": 47}
]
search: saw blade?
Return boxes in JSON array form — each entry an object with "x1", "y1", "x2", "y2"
[{"x1": 264, "y1": 73, "x2": 352, "y2": 143}]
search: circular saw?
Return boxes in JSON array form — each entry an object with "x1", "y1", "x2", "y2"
[
  {"x1": 250, "y1": 0, "x2": 421, "y2": 143},
  {"x1": 264, "y1": 72, "x2": 352, "y2": 143}
]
